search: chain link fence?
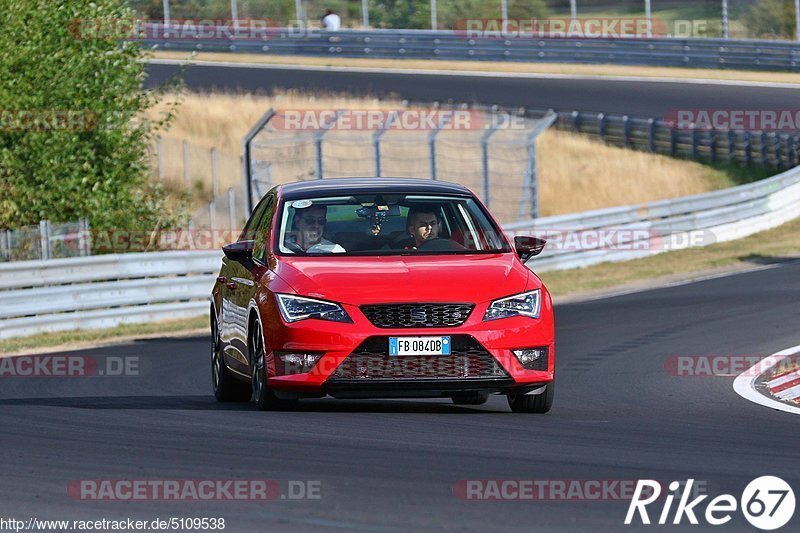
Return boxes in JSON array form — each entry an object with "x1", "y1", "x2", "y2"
[
  {"x1": 244, "y1": 107, "x2": 555, "y2": 224},
  {"x1": 1, "y1": 219, "x2": 91, "y2": 262}
]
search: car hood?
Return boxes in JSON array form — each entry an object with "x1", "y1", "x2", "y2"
[{"x1": 274, "y1": 253, "x2": 537, "y2": 305}]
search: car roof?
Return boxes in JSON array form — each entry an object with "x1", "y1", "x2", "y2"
[{"x1": 278, "y1": 177, "x2": 473, "y2": 200}]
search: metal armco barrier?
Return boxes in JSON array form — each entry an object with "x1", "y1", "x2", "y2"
[
  {"x1": 3, "y1": 163, "x2": 800, "y2": 340},
  {"x1": 144, "y1": 28, "x2": 800, "y2": 72}
]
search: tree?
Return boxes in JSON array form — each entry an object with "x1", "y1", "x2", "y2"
[
  {"x1": 0, "y1": 0, "x2": 183, "y2": 233},
  {"x1": 747, "y1": 0, "x2": 796, "y2": 39}
]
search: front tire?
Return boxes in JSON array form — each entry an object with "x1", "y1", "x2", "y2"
[
  {"x1": 212, "y1": 313, "x2": 250, "y2": 402},
  {"x1": 507, "y1": 382, "x2": 554, "y2": 413},
  {"x1": 250, "y1": 317, "x2": 298, "y2": 411}
]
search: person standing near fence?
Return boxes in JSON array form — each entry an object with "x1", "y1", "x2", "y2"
[{"x1": 321, "y1": 9, "x2": 341, "y2": 31}]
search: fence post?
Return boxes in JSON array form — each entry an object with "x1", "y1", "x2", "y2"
[
  {"x1": 481, "y1": 121, "x2": 501, "y2": 208},
  {"x1": 788, "y1": 135, "x2": 797, "y2": 167},
  {"x1": 760, "y1": 132, "x2": 769, "y2": 166},
  {"x1": 372, "y1": 113, "x2": 396, "y2": 178},
  {"x1": 427, "y1": 113, "x2": 451, "y2": 180},
  {"x1": 78, "y1": 218, "x2": 88, "y2": 257},
  {"x1": 597, "y1": 113, "x2": 606, "y2": 141},
  {"x1": 227, "y1": 188, "x2": 236, "y2": 231},
  {"x1": 691, "y1": 128, "x2": 698, "y2": 159},
  {"x1": 622, "y1": 115, "x2": 631, "y2": 148},
  {"x1": 210, "y1": 201, "x2": 217, "y2": 231},
  {"x1": 314, "y1": 110, "x2": 345, "y2": 180},
  {"x1": 182, "y1": 140, "x2": 190, "y2": 189},
  {"x1": 39, "y1": 220, "x2": 51, "y2": 260},
  {"x1": 1, "y1": 229, "x2": 10, "y2": 261},
  {"x1": 571, "y1": 110, "x2": 580, "y2": 132},
  {"x1": 647, "y1": 118, "x2": 656, "y2": 152},
  {"x1": 775, "y1": 134, "x2": 783, "y2": 167}
]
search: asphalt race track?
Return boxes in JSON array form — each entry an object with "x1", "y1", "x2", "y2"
[
  {"x1": 144, "y1": 61, "x2": 800, "y2": 116},
  {"x1": 2, "y1": 260, "x2": 799, "y2": 531}
]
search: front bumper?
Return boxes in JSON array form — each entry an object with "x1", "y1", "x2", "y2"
[{"x1": 261, "y1": 300, "x2": 555, "y2": 398}]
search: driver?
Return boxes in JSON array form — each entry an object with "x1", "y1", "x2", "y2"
[
  {"x1": 406, "y1": 207, "x2": 441, "y2": 248},
  {"x1": 287, "y1": 204, "x2": 345, "y2": 253}
]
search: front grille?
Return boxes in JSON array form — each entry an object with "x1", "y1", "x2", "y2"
[
  {"x1": 329, "y1": 336, "x2": 509, "y2": 380},
  {"x1": 360, "y1": 303, "x2": 474, "y2": 328}
]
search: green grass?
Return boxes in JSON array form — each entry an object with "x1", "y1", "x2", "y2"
[
  {"x1": 540, "y1": 215, "x2": 800, "y2": 297},
  {"x1": 0, "y1": 316, "x2": 208, "y2": 355}
]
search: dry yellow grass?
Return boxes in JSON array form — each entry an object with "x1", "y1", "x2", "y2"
[
  {"x1": 151, "y1": 51, "x2": 800, "y2": 85},
  {"x1": 148, "y1": 91, "x2": 739, "y2": 219}
]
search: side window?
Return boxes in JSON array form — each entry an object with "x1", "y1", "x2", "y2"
[
  {"x1": 240, "y1": 196, "x2": 271, "y2": 241},
  {"x1": 252, "y1": 195, "x2": 276, "y2": 263}
]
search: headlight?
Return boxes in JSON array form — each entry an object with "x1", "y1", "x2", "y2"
[
  {"x1": 483, "y1": 290, "x2": 541, "y2": 321},
  {"x1": 276, "y1": 294, "x2": 352, "y2": 323}
]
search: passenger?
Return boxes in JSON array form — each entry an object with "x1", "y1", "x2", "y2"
[{"x1": 288, "y1": 204, "x2": 345, "y2": 253}]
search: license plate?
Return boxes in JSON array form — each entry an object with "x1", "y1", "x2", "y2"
[{"x1": 389, "y1": 336, "x2": 451, "y2": 356}]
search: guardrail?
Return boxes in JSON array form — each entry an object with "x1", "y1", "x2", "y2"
[
  {"x1": 145, "y1": 28, "x2": 800, "y2": 72},
  {"x1": 538, "y1": 109, "x2": 800, "y2": 169},
  {"x1": 3, "y1": 162, "x2": 800, "y2": 340},
  {"x1": 0, "y1": 251, "x2": 220, "y2": 340}
]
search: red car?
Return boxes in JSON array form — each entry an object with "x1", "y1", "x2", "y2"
[{"x1": 211, "y1": 178, "x2": 555, "y2": 412}]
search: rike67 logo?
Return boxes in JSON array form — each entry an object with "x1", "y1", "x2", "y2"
[{"x1": 625, "y1": 477, "x2": 795, "y2": 530}]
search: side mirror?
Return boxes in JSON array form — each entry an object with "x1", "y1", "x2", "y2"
[
  {"x1": 222, "y1": 240, "x2": 253, "y2": 263},
  {"x1": 514, "y1": 236, "x2": 546, "y2": 263}
]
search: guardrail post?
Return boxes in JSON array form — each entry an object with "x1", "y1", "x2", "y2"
[
  {"x1": 744, "y1": 131, "x2": 753, "y2": 165},
  {"x1": 597, "y1": 113, "x2": 606, "y2": 141},
  {"x1": 182, "y1": 140, "x2": 190, "y2": 189},
  {"x1": 709, "y1": 130, "x2": 718, "y2": 163},
  {"x1": 670, "y1": 127, "x2": 677, "y2": 156},
  {"x1": 691, "y1": 129, "x2": 699, "y2": 159},
  {"x1": 775, "y1": 134, "x2": 783, "y2": 167},
  {"x1": 571, "y1": 110, "x2": 580, "y2": 132},
  {"x1": 760, "y1": 132, "x2": 769, "y2": 166},
  {"x1": 648, "y1": 118, "x2": 656, "y2": 152},
  {"x1": 39, "y1": 220, "x2": 51, "y2": 260},
  {"x1": 727, "y1": 130, "x2": 736, "y2": 162},
  {"x1": 622, "y1": 115, "x2": 631, "y2": 148}
]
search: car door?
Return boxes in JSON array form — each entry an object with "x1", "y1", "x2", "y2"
[
  {"x1": 227, "y1": 193, "x2": 276, "y2": 375},
  {"x1": 219, "y1": 195, "x2": 273, "y2": 376}
]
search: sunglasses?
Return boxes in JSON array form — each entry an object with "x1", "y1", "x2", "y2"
[{"x1": 300, "y1": 216, "x2": 327, "y2": 225}]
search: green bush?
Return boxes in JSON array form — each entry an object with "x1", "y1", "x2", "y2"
[
  {"x1": 746, "y1": 0, "x2": 796, "y2": 39},
  {"x1": 0, "y1": 0, "x2": 185, "y2": 232}
]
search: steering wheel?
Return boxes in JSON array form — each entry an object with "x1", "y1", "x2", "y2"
[{"x1": 417, "y1": 238, "x2": 458, "y2": 251}]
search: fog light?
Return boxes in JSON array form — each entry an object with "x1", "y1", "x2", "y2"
[
  {"x1": 276, "y1": 352, "x2": 324, "y2": 375},
  {"x1": 512, "y1": 347, "x2": 549, "y2": 371}
]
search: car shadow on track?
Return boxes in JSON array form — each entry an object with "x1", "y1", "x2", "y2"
[{"x1": 0, "y1": 395, "x2": 509, "y2": 413}]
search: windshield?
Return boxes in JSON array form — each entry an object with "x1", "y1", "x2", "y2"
[{"x1": 276, "y1": 194, "x2": 511, "y2": 256}]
